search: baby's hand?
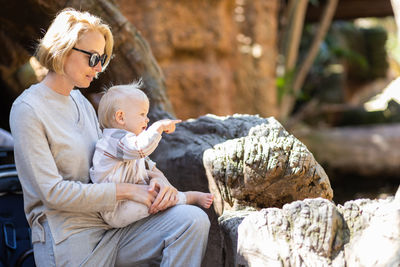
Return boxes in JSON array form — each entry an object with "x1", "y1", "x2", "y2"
[{"x1": 153, "y1": 119, "x2": 181, "y2": 134}]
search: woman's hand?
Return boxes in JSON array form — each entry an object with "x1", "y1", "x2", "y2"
[
  {"x1": 147, "y1": 169, "x2": 179, "y2": 213},
  {"x1": 116, "y1": 183, "x2": 158, "y2": 209}
]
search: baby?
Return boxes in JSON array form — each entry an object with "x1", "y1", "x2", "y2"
[{"x1": 90, "y1": 81, "x2": 213, "y2": 228}]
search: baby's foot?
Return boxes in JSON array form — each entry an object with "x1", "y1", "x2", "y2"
[{"x1": 184, "y1": 191, "x2": 214, "y2": 209}]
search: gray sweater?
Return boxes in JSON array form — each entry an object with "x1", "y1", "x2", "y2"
[{"x1": 10, "y1": 83, "x2": 117, "y2": 245}]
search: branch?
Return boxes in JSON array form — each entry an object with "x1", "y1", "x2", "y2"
[{"x1": 280, "y1": 0, "x2": 338, "y2": 120}]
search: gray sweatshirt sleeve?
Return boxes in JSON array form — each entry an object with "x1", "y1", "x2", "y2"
[{"x1": 10, "y1": 101, "x2": 117, "y2": 212}]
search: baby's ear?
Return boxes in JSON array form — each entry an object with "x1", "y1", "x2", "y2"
[{"x1": 114, "y1": 110, "x2": 125, "y2": 125}]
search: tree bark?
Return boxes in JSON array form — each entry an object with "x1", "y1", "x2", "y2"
[{"x1": 295, "y1": 123, "x2": 400, "y2": 176}]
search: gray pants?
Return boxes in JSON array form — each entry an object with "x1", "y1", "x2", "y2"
[{"x1": 33, "y1": 205, "x2": 210, "y2": 267}]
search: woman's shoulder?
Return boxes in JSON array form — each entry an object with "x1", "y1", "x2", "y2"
[
  {"x1": 10, "y1": 84, "x2": 44, "y2": 128},
  {"x1": 12, "y1": 83, "x2": 41, "y2": 110}
]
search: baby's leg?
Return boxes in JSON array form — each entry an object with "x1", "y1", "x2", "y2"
[
  {"x1": 102, "y1": 201, "x2": 150, "y2": 228},
  {"x1": 180, "y1": 191, "x2": 214, "y2": 209}
]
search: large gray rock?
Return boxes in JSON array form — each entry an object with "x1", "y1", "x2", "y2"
[
  {"x1": 152, "y1": 114, "x2": 333, "y2": 267},
  {"x1": 153, "y1": 114, "x2": 282, "y2": 267},
  {"x1": 218, "y1": 188, "x2": 400, "y2": 267},
  {"x1": 203, "y1": 117, "x2": 333, "y2": 214}
]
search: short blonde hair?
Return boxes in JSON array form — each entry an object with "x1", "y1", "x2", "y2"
[
  {"x1": 98, "y1": 80, "x2": 149, "y2": 129},
  {"x1": 35, "y1": 8, "x2": 113, "y2": 74}
]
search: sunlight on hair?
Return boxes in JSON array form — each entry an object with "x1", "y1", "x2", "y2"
[{"x1": 29, "y1": 56, "x2": 48, "y2": 81}]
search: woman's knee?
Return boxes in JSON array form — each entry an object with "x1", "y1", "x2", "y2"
[{"x1": 170, "y1": 205, "x2": 210, "y2": 232}]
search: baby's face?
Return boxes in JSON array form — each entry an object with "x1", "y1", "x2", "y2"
[{"x1": 123, "y1": 98, "x2": 150, "y2": 135}]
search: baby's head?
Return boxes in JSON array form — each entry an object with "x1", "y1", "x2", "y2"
[{"x1": 98, "y1": 80, "x2": 150, "y2": 135}]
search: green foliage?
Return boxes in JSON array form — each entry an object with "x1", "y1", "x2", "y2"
[
  {"x1": 298, "y1": 21, "x2": 388, "y2": 103},
  {"x1": 309, "y1": 0, "x2": 320, "y2": 6},
  {"x1": 330, "y1": 46, "x2": 369, "y2": 71},
  {"x1": 276, "y1": 69, "x2": 296, "y2": 104},
  {"x1": 277, "y1": 18, "x2": 390, "y2": 116}
]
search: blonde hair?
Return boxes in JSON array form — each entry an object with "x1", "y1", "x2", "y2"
[
  {"x1": 35, "y1": 8, "x2": 113, "y2": 74},
  {"x1": 98, "y1": 80, "x2": 149, "y2": 129}
]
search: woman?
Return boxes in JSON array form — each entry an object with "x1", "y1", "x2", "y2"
[{"x1": 9, "y1": 8, "x2": 210, "y2": 266}]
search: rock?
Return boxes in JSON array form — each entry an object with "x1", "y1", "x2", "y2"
[
  {"x1": 203, "y1": 117, "x2": 333, "y2": 213},
  {"x1": 152, "y1": 114, "x2": 332, "y2": 267},
  {"x1": 341, "y1": 194, "x2": 400, "y2": 266},
  {"x1": 153, "y1": 114, "x2": 275, "y2": 267},
  {"x1": 219, "y1": 188, "x2": 400, "y2": 267},
  {"x1": 237, "y1": 198, "x2": 346, "y2": 266},
  {"x1": 218, "y1": 210, "x2": 255, "y2": 267}
]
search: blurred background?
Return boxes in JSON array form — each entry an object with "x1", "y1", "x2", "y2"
[{"x1": 0, "y1": 0, "x2": 399, "y2": 204}]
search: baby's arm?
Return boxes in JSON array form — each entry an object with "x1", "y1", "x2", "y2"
[
  {"x1": 148, "y1": 119, "x2": 181, "y2": 135},
  {"x1": 119, "y1": 119, "x2": 181, "y2": 160}
]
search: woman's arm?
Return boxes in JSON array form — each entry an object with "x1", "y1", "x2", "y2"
[
  {"x1": 116, "y1": 183, "x2": 157, "y2": 208},
  {"x1": 10, "y1": 101, "x2": 117, "y2": 212}
]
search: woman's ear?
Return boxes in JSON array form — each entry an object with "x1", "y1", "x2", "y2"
[{"x1": 114, "y1": 110, "x2": 125, "y2": 126}]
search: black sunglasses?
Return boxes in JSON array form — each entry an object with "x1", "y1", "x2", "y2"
[{"x1": 72, "y1": 47, "x2": 108, "y2": 67}]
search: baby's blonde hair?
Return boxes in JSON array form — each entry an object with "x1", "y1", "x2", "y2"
[
  {"x1": 98, "y1": 80, "x2": 149, "y2": 129},
  {"x1": 35, "y1": 8, "x2": 113, "y2": 74}
]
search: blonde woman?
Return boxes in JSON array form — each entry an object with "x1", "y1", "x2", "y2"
[{"x1": 10, "y1": 8, "x2": 210, "y2": 266}]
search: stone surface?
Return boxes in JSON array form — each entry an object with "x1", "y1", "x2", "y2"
[
  {"x1": 236, "y1": 198, "x2": 346, "y2": 267},
  {"x1": 218, "y1": 209, "x2": 255, "y2": 267},
  {"x1": 152, "y1": 114, "x2": 274, "y2": 267},
  {"x1": 218, "y1": 188, "x2": 400, "y2": 267},
  {"x1": 340, "y1": 195, "x2": 400, "y2": 266},
  {"x1": 151, "y1": 114, "x2": 333, "y2": 267},
  {"x1": 203, "y1": 117, "x2": 333, "y2": 213}
]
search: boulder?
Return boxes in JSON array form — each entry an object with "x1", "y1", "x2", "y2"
[
  {"x1": 152, "y1": 114, "x2": 333, "y2": 266},
  {"x1": 218, "y1": 187, "x2": 400, "y2": 266},
  {"x1": 203, "y1": 117, "x2": 333, "y2": 214}
]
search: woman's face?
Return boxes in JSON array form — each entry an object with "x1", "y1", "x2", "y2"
[{"x1": 63, "y1": 30, "x2": 106, "y2": 88}]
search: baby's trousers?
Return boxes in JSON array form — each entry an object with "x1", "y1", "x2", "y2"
[
  {"x1": 103, "y1": 192, "x2": 187, "y2": 228},
  {"x1": 33, "y1": 205, "x2": 210, "y2": 267}
]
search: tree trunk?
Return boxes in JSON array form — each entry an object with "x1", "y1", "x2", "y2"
[{"x1": 295, "y1": 123, "x2": 400, "y2": 176}]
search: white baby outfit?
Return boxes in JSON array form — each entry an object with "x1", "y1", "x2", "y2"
[{"x1": 90, "y1": 128, "x2": 186, "y2": 228}]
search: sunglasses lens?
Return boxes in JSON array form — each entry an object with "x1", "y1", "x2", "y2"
[
  {"x1": 89, "y1": 54, "x2": 100, "y2": 67},
  {"x1": 101, "y1": 55, "x2": 108, "y2": 66}
]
